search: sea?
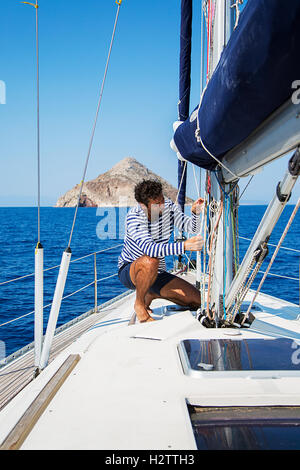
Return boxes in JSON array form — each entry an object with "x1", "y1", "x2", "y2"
[{"x1": 0, "y1": 205, "x2": 299, "y2": 358}]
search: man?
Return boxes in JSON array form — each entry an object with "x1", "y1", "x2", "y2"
[{"x1": 118, "y1": 179, "x2": 204, "y2": 322}]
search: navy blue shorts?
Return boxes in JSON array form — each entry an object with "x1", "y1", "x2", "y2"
[{"x1": 118, "y1": 261, "x2": 177, "y2": 296}]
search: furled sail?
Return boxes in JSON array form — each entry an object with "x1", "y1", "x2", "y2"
[
  {"x1": 177, "y1": 0, "x2": 193, "y2": 211},
  {"x1": 173, "y1": 0, "x2": 300, "y2": 171}
]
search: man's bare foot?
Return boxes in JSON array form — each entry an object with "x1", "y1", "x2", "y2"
[
  {"x1": 140, "y1": 317, "x2": 155, "y2": 323},
  {"x1": 134, "y1": 301, "x2": 155, "y2": 323}
]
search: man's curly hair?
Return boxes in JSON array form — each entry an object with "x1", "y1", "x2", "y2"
[{"x1": 134, "y1": 179, "x2": 163, "y2": 206}]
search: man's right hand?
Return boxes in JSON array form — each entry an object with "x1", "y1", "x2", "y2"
[{"x1": 184, "y1": 235, "x2": 204, "y2": 251}]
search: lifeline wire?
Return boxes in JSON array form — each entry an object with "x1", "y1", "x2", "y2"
[
  {"x1": 0, "y1": 244, "x2": 123, "y2": 286},
  {"x1": 67, "y1": 1, "x2": 123, "y2": 248}
]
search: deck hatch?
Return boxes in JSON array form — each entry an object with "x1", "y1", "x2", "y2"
[
  {"x1": 178, "y1": 338, "x2": 300, "y2": 376},
  {"x1": 188, "y1": 405, "x2": 300, "y2": 450}
]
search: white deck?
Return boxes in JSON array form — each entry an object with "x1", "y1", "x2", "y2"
[{"x1": 0, "y1": 273, "x2": 300, "y2": 450}]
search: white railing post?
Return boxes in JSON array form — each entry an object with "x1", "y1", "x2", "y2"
[
  {"x1": 39, "y1": 248, "x2": 72, "y2": 370},
  {"x1": 34, "y1": 242, "x2": 43, "y2": 368}
]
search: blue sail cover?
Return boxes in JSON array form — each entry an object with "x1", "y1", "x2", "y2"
[
  {"x1": 174, "y1": 0, "x2": 300, "y2": 171},
  {"x1": 177, "y1": 0, "x2": 193, "y2": 211}
]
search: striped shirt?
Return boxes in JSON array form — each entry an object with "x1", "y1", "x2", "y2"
[{"x1": 118, "y1": 198, "x2": 200, "y2": 272}]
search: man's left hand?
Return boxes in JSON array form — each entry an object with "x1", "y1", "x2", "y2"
[{"x1": 191, "y1": 197, "x2": 205, "y2": 215}]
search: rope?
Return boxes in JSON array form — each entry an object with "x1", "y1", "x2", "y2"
[
  {"x1": 229, "y1": 245, "x2": 267, "y2": 321},
  {"x1": 197, "y1": 132, "x2": 239, "y2": 180},
  {"x1": 206, "y1": 197, "x2": 223, "y2": 319},
  {"x1": 242, "y1": 198, "x2": 300, "y2": 324},
  {"x1": 67, "y1": 1, "x2": 122, "y2": 248},
  {"x1": 224, "y1": 232, "x2": 269, "y2": 322},
  {"x1": 231, "y1": 0, "x2": 243, "y2": 29}
]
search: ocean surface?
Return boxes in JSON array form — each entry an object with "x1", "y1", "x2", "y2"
[{"x1": 0, "y1": 205, "x2": 299, "y2": 357}]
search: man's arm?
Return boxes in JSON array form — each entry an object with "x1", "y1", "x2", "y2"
[
  {"x1": 126, "y1": 214, "x2": 185, "y2": 257},
  {"x1": 170, "y1": 198, "x2": 204, "y2": 235}
]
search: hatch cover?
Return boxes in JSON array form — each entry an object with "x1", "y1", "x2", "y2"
[{"x1": 178, "y1": 338, "x2": 300, "y2": 378}]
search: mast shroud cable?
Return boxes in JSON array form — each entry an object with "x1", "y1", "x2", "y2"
[
  {"x1": 67, "y1": 1, "x2": 122, "y2": 248},
  {"x1": 242, "y1": 198, "x2": 300, "y2": 324}
]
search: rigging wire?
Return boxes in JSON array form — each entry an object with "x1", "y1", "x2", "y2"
[
  {"x1": 242, "y1": 198, "x2": 300, "y2": 324},
  {"x1": 239, "y1": 236, "x2": 300, "y2": 254},
  {"x1": 174, "y1": 160, "x2": 187, "y2": 206},
  {"x1": 35, "y1": 0, "x2": 41, "y2": 244},
  {"x1": 21, "y1": 0, "x2": 41, "y2": 243},
  {"x1": 67, "y1": 0, "x2": 123, "y2": 249},
  {"x1": 238, "y1": 175, "x2": 254, "y2": 202}
]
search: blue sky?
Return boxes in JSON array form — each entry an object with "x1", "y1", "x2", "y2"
[{"x1": 0, "y1": 0, "x2": 299, "y2": 206}]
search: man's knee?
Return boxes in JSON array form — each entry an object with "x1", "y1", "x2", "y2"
[
  {"x1": 141, "y1": 256, "x2": 159, "y2": 271},
  {"x1": 130, "y1": 256, "x2": 159, "y2": 282}
]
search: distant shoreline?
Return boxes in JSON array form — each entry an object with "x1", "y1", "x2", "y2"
[{"x1": 0, "y1": 203, "x2": 298, "y2": 208}]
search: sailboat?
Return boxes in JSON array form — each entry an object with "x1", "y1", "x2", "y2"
[{"x1": 0, "y1": 0, "x2": 300, "y2": 450}]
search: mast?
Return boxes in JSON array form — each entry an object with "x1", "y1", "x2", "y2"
[
  {"x1": 206, "y1": 0, "x2": 235, "y2": 318},
  {"x1": 172, "y1": 0, "x2": 300, "y2": 324}
]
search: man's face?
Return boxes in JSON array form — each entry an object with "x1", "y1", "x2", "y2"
[{"x1": 147, "y1": 194, "x2": 165, "y2": 221}]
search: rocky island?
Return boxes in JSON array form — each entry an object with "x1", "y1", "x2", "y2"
[{"x1": 55, "y1": 157, "x2": 193, "y2": 207}]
